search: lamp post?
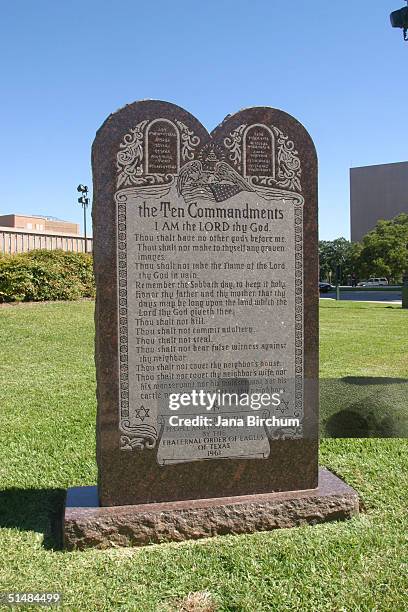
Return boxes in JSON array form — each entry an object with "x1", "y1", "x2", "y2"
[
  {"x1": 334, "y1": 252, "x2": 347, "y2": 300},
  {"x1": 77, "y1": 184, "x2": 90, "y2": 253},
  {"x1": 335, "y1": 263, "x2": 341, "y2": 301},
  {"x1": 390, "y1": 2, "x2": 408, "y2": 40}
]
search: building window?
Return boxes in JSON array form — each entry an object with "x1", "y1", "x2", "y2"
[{"x1": 27, "y1": 223, "x2": 32, "y2": 229}]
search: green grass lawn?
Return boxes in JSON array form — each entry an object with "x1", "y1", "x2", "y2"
[
  {"x1": 319, "y1": 301, "x2": 408, "y2": 437},
  {"x1": 0, "y1": 300, "x2": 407, "y2": 611}
]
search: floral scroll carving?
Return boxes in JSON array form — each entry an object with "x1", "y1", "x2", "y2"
[
  {"x1": 175, "y1": 120, "x2": 200, "y2": 162},
  {"x1": 116, "y1": 120, "x2": 148, "y2": 188},
  {"x1": 224, "y1": 124, "x2": 247, "y2": 169},
  {"x1": 272, "y1": 126, "x2": 302, "y2": 193}
]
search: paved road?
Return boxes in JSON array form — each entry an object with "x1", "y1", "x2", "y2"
[{"x1": 320, "y1": 290, "x2": 402, "y2": 303}]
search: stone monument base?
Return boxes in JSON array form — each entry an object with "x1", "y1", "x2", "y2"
[{"x1": 63, "y1": 468, "x2": 359, "y2": 550}]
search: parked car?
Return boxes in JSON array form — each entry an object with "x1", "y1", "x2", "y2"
[
  {"x1": 358, "y1": 278, "x2": 389, "y2": 287},
  {"x1": 319, "y1": 282, "x2": 334, "y2": 293}
]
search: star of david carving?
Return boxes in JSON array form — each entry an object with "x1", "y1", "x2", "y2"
[
  {"x1": 277, "y1": 399, "x2": 290, "y2": 414},
  {"x1": 134, "y1": 405, "x2": 150, "y2": 421}
]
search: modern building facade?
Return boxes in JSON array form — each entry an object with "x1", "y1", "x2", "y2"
[{"x1": 350, "y1": 161, "x2": 408, "y2": 242}]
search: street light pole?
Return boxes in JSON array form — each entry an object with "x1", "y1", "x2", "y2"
[
  {"x1": 389, "y1": 7, "x2": 407, "y2": 304},
  {"x1": 390, "y1": 2, "x2": 408, "y2": 40},
  {"x1": 83, "y1": 204, "x2": 87, "y2": 252},
  {"x1": 77, "y1": 184, "x2": 90, "y2": 253},
  {"x1": 335, "y1": 263, "x2": 341, "y2": 301},
  {"x1": 402, "y1": 274, "x2": 408, "y2": 308}
]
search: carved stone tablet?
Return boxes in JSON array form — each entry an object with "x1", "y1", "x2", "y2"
[
  {"x1": 92, "y1": 101, "x2": 318, "y2": 506},
  {"x1": 244, "y1": 124, "x2": 275, "y2": 177},
  {"x1": 146, "y1": 119, "x2": 179, "y2": 175}
]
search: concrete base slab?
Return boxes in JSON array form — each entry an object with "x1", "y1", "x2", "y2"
[{"x1": 63, "y1": 467, "x2": 359, "y2": 550}]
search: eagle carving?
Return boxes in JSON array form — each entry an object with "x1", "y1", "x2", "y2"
[{"x1": 177, "y1": 160, "x2": 254, "y2": 204}]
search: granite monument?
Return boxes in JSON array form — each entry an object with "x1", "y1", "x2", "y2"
[{"x1": 64, "y1": 101, "x2": 359, "y2": 549}]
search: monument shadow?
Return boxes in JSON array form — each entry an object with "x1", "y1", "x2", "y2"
[
  {"x1": 320, "y1": 376, "x2": 408, "y2": 438},
  {"x1": 0, "y1": 487, "x2": 65, "y2": 550}
]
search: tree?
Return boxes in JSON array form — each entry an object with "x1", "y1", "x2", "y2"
[
  {"x1": 319, "y1": 238, "x2": 361, "y2": 283},
  {"x1": 357, "y1": 213, "x2": 408, "y2": 283}
]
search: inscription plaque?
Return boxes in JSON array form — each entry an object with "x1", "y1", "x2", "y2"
[
  {"x1": 244, "y1": 124, "x2": 275, "y2": 177},
  {"x1": 93, "y1": 100, "x2": 318, "y2": 505},
  {"x1": 146, "y1": 119, "x2": 179, "y2": 175}
]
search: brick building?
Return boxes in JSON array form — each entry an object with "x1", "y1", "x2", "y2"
[{"x1": 0, "y1": 214, "x2": 92, "y2": 254}]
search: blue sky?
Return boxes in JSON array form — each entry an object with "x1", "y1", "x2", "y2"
[{"x1": 0, "y1": 0, "x2": 406, "y2": 240}]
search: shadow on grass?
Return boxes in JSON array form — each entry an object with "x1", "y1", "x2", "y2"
[
  {"x1": 326, "y1": 408, "x2": 398, "y2": 437},
  {"x1": 321, "y1": 376, "x2": 408, "y2": 438},
  {"x1": 0, "y1": 487, "x2": 65, "y2": 550},
  {"x1": 342, "y1": 376, "x2": 408, "y2": 386}
]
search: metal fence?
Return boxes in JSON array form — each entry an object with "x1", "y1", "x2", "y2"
[{"x1": 0, "y1": 229, "x2": 93, "y2": 255}]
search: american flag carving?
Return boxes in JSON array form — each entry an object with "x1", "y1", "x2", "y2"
[{"x1": 208, "y1": 183, "x2": 242, "y2": 202}]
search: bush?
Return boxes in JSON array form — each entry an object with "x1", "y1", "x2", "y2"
[{"x1": 0, "y1": 250, "x2": 95, "y2": 302}]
